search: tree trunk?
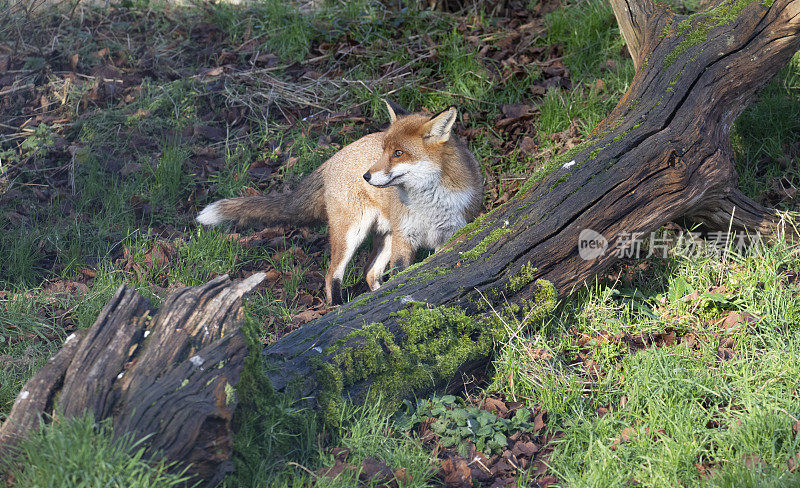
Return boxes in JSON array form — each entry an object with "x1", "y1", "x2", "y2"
[
  {"x1": 264, "y1": 0, "x2": 800, "y2": 416},
  {"x1": 0, "y1": 273, "x2": 265, "y2": 487}
]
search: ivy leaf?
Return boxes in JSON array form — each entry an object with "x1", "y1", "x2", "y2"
[
  {"x1": 478, "y1": 411, "x2": 494, "y2": 425},
  {"x1": 431, "y1": 420, "x2": 448, "y2": 434},
  {"x1": 493, "y1": 432, "x2": 508, "y2": 447},
  {"x1": 441, "y1": 436, "x2": 458, "y2": 447},
  {"x1": 450, "y1": 409, "x2": 468, "y2": 423}
]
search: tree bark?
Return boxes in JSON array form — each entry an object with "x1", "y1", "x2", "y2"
[
  {"x1": 264, "y1": 0, "x2": 800, "y2": 406},
  {"x1": 0, "y1": 273, "x2": 265, "y2": 487}
]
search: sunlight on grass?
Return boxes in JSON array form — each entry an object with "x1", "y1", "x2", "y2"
[{"x1": 492, "y1": 237, "x2": 800, "y2": 487}]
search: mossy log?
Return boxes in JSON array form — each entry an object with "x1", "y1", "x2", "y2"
[
  {"x1": 0, "y1": 273, "x2": 265, "y2": 487},
  {"x1": 264, "y1": 0, "x2": 800, "y2": 415}
]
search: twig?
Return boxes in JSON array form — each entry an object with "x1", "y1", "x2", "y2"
[
  {"x1": 0, "y1": 84, "x2": 34, "y2": 97},
  {"x1": 287, "y1": 461, "x2": 318, "y2": 478},
  {"x1": 468, "y1": 456, "x2": 493, "y2": 475}
]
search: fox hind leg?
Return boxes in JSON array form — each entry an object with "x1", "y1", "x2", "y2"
[
  {"x1": 389, "y1": 234, "x2": 414, "y2": 274},
  {"x1": 365, "y1": 233, "x2": 392, "y2": 291},
  {"x1": 325, "y1": 216, "x2": 373, "y2": 305}
]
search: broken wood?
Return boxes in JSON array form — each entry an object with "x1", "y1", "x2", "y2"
[
  {"x1": 0, "y1": 273, "x2": 265, "y2": 486},
  {"x1": 263, "y1": 0, "x2": 800, "y2": 412}
]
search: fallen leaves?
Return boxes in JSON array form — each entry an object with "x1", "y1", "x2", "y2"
[
  {"x1": 315, "y1": 448, "x2": 413, "y2": 487},
  {"x1": 496, "y1": 103, "x2": 538, "y2": 129},
  {"x1": 442, "y1": 458, "x2": 471, "y2": 487},
  {"x1": 716, "y1": 311, "x2": 760, "y2": 331}
]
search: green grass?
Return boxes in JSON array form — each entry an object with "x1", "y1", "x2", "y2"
[
  {"x1": 545, "y1": 0, "x2": 631, "y2": 80},
  {"x1": 0, "y1": 292, "x2": 70, "y2": 414},
  {"x1": 3, "y1": 413, "x2": 190, "y2": 488},
  {"x1": 146, "y1": 142, "x2": 189, "y2": 215},
  {"x1": 318, "y1": 399, "x2": 435, "y2": 488},
  {"x1": 493, "y1": 237, "x2": 800, "y2": 486},
  {"x1": 209, "y1": 0, "x2": 315, "y2": 62},
  {"x1": 535, "y1": 0, "x2": 636, "y2": 139}
]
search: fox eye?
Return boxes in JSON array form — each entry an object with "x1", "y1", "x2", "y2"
[{"x1": 393, "y1": 149, "x2": 404, "y2": 158}]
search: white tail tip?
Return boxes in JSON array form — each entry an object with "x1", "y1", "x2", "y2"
[{"x1": 196, "y1": 201, "x2": 226, "y2": 226}]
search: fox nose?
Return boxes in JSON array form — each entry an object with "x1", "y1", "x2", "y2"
[{"x1": 363, "y1": 172, "x2": 371, "y2": 182}]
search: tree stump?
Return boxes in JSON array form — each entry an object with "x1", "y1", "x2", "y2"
[
  {"x1": 0, "y1": 273, "x2": 265, "y2": 487},
  {"x1": 263, "y1": 0, "x2": 800, "y2": 415}
]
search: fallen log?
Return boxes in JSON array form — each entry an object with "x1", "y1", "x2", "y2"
[
  {"x1": 0, "y1": 273, "x2": 265, "y2": 486},
  {"x1": 263, "y1": 0, "x2": 800, "y2": 419}
]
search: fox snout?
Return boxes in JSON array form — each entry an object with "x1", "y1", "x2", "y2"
[{"x1": 363, "y1": 167, "x2": 399, "y2": 188}]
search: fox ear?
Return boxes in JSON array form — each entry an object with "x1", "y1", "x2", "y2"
[
  {"x1": 422, "y1": 107, "x2": 457, "y2": 143},
  {"x1": 383, "y1": 99, "x2": 410, "y2": 124}
]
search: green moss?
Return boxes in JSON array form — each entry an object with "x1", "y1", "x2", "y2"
[
  {"x1": 315, "y1": 360, "x2": 346, "y2": 427},
  {"x1": 407, "y1": 265, "x2": 451, "y2": 284},
  {"x1": 661, "y1": 20, "x2": 673, "y2": 40},
  {"x1": 225, "y1": 381, "x2": 237, "y2": 406},
  {"x1": 448, "y1": 206, "x2": 498, "y2": 244},
  {"x1": 665, "y1": 23, "x2": 709, "y2": 67},
  {"x1": 482, "y1": 278, "x2": 558, "y2": 334},
  {"x1": 518, "y1": 139, "x2": 596, "y2": 194},
  {"x1": 313, "y1": 278, "x2": 558, "y2": 426},
  {"x1": 462, "y1": 226, "x2": 514, "y2": 260},
  {"x1": 664, "y1": 0, "x2": 760, "y2": 68},
  {"x1": 508, "y1": 262, "x2": 538, "y2": 293},
  {"x1": 395, "y1": 304, "x2": 499, "y2": 377},
  {"x1": 393, "y1": 250, "x2": 437, "y2": 281},
  {"x1": 349, "y1": 295, "x2": 372, "y2": 308},
  {"x1": 521, "y1": 279, "x2": 558, "y2": 322},
  {"x1": 315, "y1": 308, "x2": 498, "y2": 424},
  {"x1": 227, "y1": 311, "x2": 319, "y2": 484}
]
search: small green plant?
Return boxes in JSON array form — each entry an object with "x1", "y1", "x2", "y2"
[
  {"x1": 18, "y1": 124, "x2": 54, "y2": 161},
  {"x1": 398, "y1": 395, "x2": 539, "y2": 456},
  {"x1": 661, "y1": 275, "x2": 745, "y2": 313}
]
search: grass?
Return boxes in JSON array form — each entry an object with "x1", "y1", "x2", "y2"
[
  {"x1": 537, "y1": 0, "x2": 635, "y2": 139},
  {"x1": 493, "y1": 237, "x2": 800, "y2": 486},
  {"x1": 732, "y1": 52, "x2": 800, "y2": 199},
  {"x1": 1, "y1": 0, "x2": 799, "y2": 486},
  {"x1": 2, "y1": 412, "x2": 190, "y2": 488}
]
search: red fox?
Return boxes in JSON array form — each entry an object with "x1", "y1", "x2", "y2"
[{"x1": 196, "y1": 101, "x2": 483, "y2": 305}]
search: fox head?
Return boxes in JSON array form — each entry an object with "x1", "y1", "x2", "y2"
[{"x1": 363, "y1": 100, "x2": 459, "y2": 190}]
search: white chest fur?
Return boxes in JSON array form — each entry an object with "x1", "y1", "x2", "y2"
[{"x1": 397, "y1": 184, "x2": 474, "y2": 251}]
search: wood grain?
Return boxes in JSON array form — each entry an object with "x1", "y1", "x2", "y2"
[{"x1": 0, "y1": 273, "x2": 264, "y2": 486}]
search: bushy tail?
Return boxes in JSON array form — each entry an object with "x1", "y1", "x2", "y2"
[{"x1": 196, "y1": 170, "x2": 326, "y2": 228}]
